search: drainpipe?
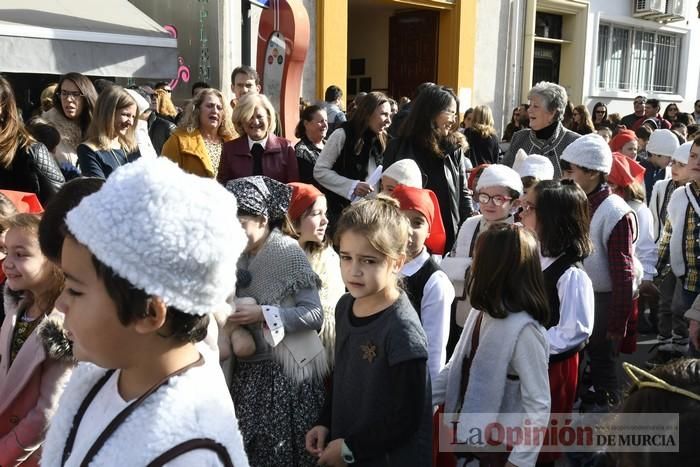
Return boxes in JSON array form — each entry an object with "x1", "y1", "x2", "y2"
[{"x1": 505, "y1": 0, "x2": 525, "y2": 123}]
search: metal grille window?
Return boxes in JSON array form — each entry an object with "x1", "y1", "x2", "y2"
[{"x1": 597, "y1": 23, "x2": 682, "y2": 94}]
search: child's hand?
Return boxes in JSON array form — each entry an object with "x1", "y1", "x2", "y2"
[
  {"x1": 305, "y1": 425, "x2": 329, "y2": 456},
  {"x1": 317, "y1": 438, "x2": 346, "y2": 467},
  {"x1": 227, "y1": 303, "x2": 263, "y2": 325}
]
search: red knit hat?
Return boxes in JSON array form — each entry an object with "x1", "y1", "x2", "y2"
[
  {"x1": 287, "y1": 183, "x2": 324, "y2": 222},
  {"x1": 392, "y1": 184, "x2": 446, "y2": 255},
  {"x1": 0, "y1": 190, "x2": 43, "y2": 213},
  {"x1": 608, "y1": 152, "x2": 646, "y2": 188},
  {"x1": 609, "y1": 130, "x2": 637, "y2": 153}
]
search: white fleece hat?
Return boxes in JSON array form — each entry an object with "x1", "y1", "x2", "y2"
[
  {"x1": 66, "y1": 157, "x2": 247, "y2": 315},
  {"x1": 560, "y1": 133, "x2": 613, "y2": 174},
  {"x1": 382, "y1": 159, "x2": 422, "y2": 188},
  {"x1": 647, "y1": 129, "x2": 680, "y2": 157},
  {"x1": 476, "y1": 164, "x2": 523, "y2": 195},
  {"x1": 672, "y1": 141, "x2": 693, "y2": 165},
  {"x1": 512, "y1": 150, "x2": 554, "y2": 181},
  {"x1": 125, "y1": 89, "x2": 149, "y2": 115}
]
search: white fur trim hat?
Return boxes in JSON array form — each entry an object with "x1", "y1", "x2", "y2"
[
  {"x1": 476, "y1": 164, "x2": 523, "y2": 195},
  {"x1": 512, "y1": 151, "x2": 554, "y2": 181},
  {"x1": 647, "y1": 129, "x2": 680, "y2": 157},
  {"x1": 672, "y1": 141, "x2": 693, "y2": 165},
  {"x1": 65, "y1": 158, "x2": 247, "y2": 315},
  {"x1": 560, "y1": 133, "x2": 612, "y2": 174},
  {"x1": 382, "y1": 159, "x2": 423, "y2": 188}
]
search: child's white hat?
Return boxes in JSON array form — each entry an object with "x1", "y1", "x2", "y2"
[
  {"x1": 512, "y1": 149, "x2": 554, "y2": 181},
  {"x1": 475, "y1": 164, "x2": 523, "y2": 195},
  {"x1": 647, "y1": 129, "x2": 680, "y2": 157},
  {"x1": 560, "y1": 133, "x2": 612, "y2": 175},
  {"x1": 382, "y1": 159, "x2": 423, "y2": 188},
  {"x1": 65, "y1": 157, "x2": 247, "y2": 315},
  {"x1": 672, "y1": 141, "x2": 693, "y2": 165}
]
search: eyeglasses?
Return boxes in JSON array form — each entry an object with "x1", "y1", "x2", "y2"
[
  {"x1": 163, "y1": 88, "x2": 172, "y2": 93},
  {"x1": 57, "y1": 91, "x2": 83, "y2": 100},
  {"x1": 623, "y1": 362, "x2": 700, "y2": 402},
  {"x1": 477, "y1": 193, "x2": 513, "y2": 206},
  {"x1": 595, "y1": 110, "x2": 606, "y2": 114}
]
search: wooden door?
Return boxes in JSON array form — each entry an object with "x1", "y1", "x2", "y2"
[{"x1": 388, "y1": 10, "x2": 439, "y2": 99}]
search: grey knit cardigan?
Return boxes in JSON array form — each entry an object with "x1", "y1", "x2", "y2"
[{"x1": 502, "y1": 123, "x2": 580, "y2": 179}]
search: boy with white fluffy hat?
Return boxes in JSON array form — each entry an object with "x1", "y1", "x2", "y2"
[
  {"x1": 512, "y1": 149, "x2": 554, "y2": 199},
  {"x1": 41, "y1": 158, "x2": 249, "y2": 466},
  {"x1": 559, "y1": 133, "x2": 636, "y2": 409}
]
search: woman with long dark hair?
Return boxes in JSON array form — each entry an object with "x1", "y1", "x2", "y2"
[
  {"x1": 0, "y1": 76, "x2": 64, "y2": 203},
  {"x1": 42, "y1": 72, "x2": 98, "y2": 167},
  {"x1": 383, "y1": 85, "x2": 473, "y2": 252},
  {"x1": 314, "y1": 91, "x2": 391, "y2": 228}
]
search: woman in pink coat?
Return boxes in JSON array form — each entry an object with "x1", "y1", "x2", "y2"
[{"x1": 0, "y1": 214, "x2": 73, "y2": 465}]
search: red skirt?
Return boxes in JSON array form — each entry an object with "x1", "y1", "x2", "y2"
[{"x1": 537, "y1": 352, "x2": 579, "y2": 463}]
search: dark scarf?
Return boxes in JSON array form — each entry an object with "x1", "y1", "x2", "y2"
[{"x1": 534, "y1": 120, "x2": 559, "y2": 140}]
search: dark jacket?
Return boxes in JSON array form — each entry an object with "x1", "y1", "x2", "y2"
[
  {"x1": 77, "y1": 144, "x2": 141, "y2": 179},
  {"x1": 464, "y1": 128, "x2": 501, "y2": 165},
  {"x1": 383, "y1": 136, "x2": 474, "y2": 253},
  {"x1": 147, "y1": 112, "x2": 176, "y2": 155},
  {"x1": 0, "y1": 142, "x2": 64, "y2": 205},
  {"x1": 218, "y1": 135, "x2": 299, "y2": 185}
]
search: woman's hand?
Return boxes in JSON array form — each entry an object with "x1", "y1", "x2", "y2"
[
  {"x1": 227, "y1": 303, "x2": 263, "y2": 325},
  {"x1": 353, "y1": 182, "x2": 373, "y2": 197},
  {"x1": 317, "y1": 438, "x2": 347, "y2": 467},
  {"x1": 305, "y1": 425, "x2": 329, "y2": 457}
]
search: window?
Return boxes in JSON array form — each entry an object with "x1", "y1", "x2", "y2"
[{"x1": 597, "y1": 23, "x2": 682, "y2": 94}]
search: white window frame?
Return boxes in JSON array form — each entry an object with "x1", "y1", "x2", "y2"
[{"x1": 590, "y1": 14, "x2": 689, "y2": 102}]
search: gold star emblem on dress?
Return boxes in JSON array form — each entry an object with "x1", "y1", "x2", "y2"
[{"x1": 361, "y1": 342, "x2": 377, "y2": 363}]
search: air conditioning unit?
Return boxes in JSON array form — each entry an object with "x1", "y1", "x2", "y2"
[
  {"x1": 663, "y1": 0, "x2": 685, "y2": 22},
  {"x1": 633, "y1": 0, "x2": 667, "y2": 18}
]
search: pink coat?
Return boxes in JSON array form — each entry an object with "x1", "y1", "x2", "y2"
[{"x1": 0, "y1": 292, "x2": 73, "y2": 466}]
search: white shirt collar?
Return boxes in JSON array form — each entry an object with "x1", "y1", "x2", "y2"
[
  {"x1": 401, "y1": 248, "x2": 430, "y2": 276},
  {"x1": 248, "y1": 136, "x2": 268, "y2": 151}
]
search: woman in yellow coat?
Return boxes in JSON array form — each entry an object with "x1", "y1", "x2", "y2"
[{"x1": 161, "y1": 88, "x2": 236, "y2": 177}]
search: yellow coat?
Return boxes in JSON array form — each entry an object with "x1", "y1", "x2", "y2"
[{"x1": 161, "y1": 129, "x2": 233, "y2": 178}]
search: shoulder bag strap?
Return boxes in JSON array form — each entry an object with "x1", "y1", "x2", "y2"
[
  {"x1": 457, "y1": 311, "x2": 484, "y2": 411},
  {"x1": 147, "y1": 438, "x2": 234, "y2": 467}
]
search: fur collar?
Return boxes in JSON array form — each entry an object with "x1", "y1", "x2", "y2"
[
  {"x1": 3, "y1": 285, "x2": 73, "y2": 362},
  {"x1": 40, "y1": 361, "x2": 249, "y2": 466}
]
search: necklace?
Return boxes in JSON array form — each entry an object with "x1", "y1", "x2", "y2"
[{"x1": 109, "y1": 148, "x2": 125, "y2": 167}]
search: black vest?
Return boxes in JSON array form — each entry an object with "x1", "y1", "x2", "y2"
[
  {"x1": 404, "y1": 256, "x2": 441, "y2": 321},
  {"x1": 542, "y1": 253, "x2": 585, "y2": 363}
]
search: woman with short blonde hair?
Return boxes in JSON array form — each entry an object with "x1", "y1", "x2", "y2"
[
  {"x1": 218, "y1": 92, "x2": 298, "y2": 185},
  {"x1": 77, "y1": 85, "x2": 140, "y2": 179}
]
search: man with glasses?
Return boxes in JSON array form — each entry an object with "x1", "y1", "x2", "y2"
[{"x1": 621, "y1": 95, "x2": 647, "y2": 131}]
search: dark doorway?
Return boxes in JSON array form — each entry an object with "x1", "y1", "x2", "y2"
[
  {"x1": 532, "y1": 42, "x2": 561, "y2": 86},
  {"x1": 388, "y1": 10, "x2": 439, "y2": 99}
]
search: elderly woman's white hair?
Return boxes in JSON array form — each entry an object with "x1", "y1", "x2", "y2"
[{"x1": 528, "y1": 81, "x2": 568, "y2": 122}]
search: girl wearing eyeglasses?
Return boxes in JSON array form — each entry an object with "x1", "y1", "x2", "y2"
[{"x1": 42, "y1": 72, "x2": 98, "y2": 168}]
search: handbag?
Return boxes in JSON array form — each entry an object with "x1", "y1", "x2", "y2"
[{"x1": 440, "y1": 256, "x2": 472, "y2": 327}]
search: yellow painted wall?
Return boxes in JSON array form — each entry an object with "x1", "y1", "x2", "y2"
[{"x1": 316, "y1": 0, "x2": 348, "y2": 104}]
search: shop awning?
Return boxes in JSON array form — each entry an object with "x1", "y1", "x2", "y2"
[{"x1": 0, "y1": 0, "x2": 178, "y2": 78}]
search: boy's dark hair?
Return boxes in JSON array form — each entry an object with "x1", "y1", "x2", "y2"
[
  {"x1": 635, "y1": 125, "x2": 652, "y2": 141},
  {"x1": 39, "y1": 177, "x2": 105, "y2": 262},
  {"x1": 93, "y1": 78, "x2": 115, "y2": 95},
  {"x1": 231, "y1": 65, "x2": 259, "y2": 85},
  {"x1": 687, "y1": 123, "x2": 699, "y2": 137},
  {"x1": 191, "y1": 81, "x2": 210, "y2": 96},
  {"x1": 559, "y1": 159, "x2": 608, "y2": 185},
  {"x1": 646, "y1": 98, "x2": 660, "y2": 111},
  {"x1": 533, "y1": 180, "x2": 592, "y2": 259},
  {"x1": 468, "y1": 224, "x2": 550, "y2": 326},
  {"x1": 89, "y1": 251, "x2": 209, "y2": 343},
  {"x1": 26, "y1": 117, "x2": 61, "y2": 153},
  {"x1": 324, "y1": 85, "x2": 343, "y2": 103},
  {"x1": 672, "y1": 127, "x2": 686, "y2": 144}
]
